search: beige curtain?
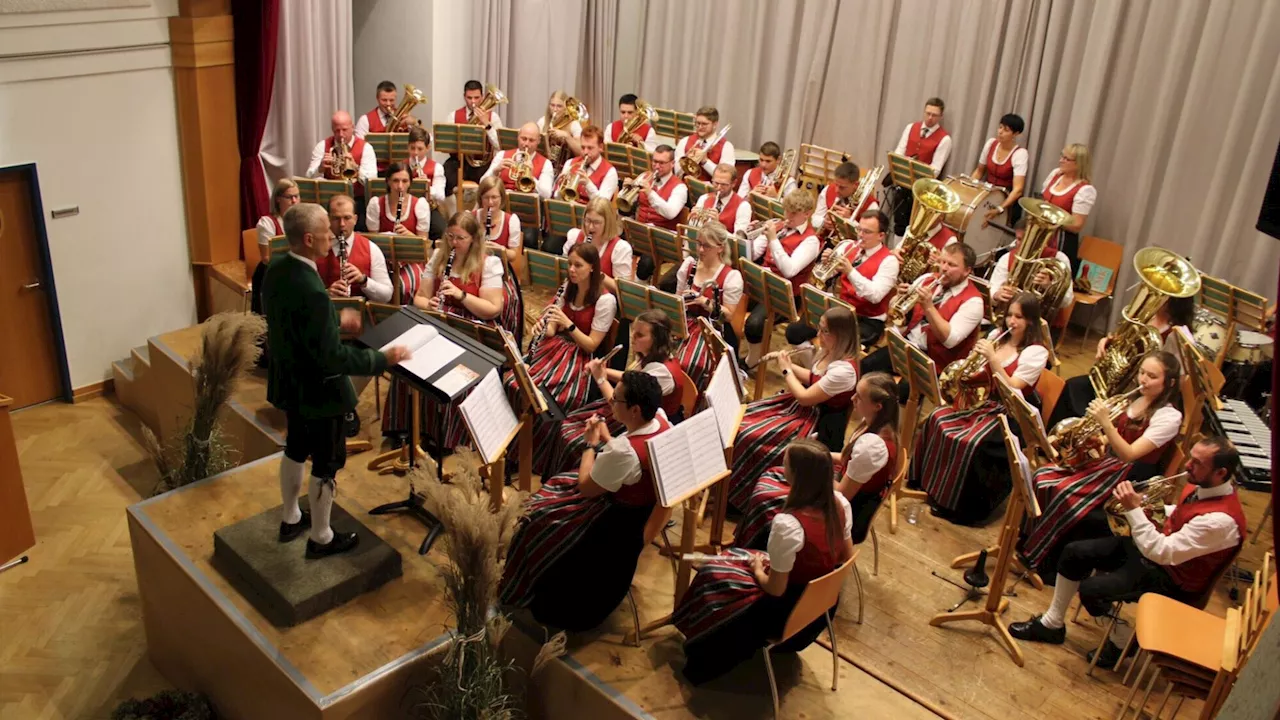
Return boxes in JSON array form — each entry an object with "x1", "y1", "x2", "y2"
[{"x1": 576, "y1": 0, "x2": 619, "y2": 120}]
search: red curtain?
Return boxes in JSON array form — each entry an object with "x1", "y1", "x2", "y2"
[{"x1": 232, "y1": 0, "x2": 281, "y2": 231}]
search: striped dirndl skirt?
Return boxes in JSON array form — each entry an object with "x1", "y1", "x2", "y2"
[
  {"x1": 672, "y1": 548, "x2": 767, "y2": 643},
  {"x1": 676, "y1": 317, "x2": 718, "y2": 393},
  {"x1": 498, "y1": 271, "x2": 525, "y2": 347},
  {"x1": 727, "y1": 396, "x2": 818, "y2": 509},
  {"x1": 1022, "y1": 457, "x2": 1133, "y2": 569},
  {"x1": 535, "y1": 399, "x2": 624, "y2": 479},
  {"x1": 913, "y1": 401, "x2": 1004, "y2": 513},
  {"x1": 732, "y1": 467, "x2": 789, "y2": 550}
]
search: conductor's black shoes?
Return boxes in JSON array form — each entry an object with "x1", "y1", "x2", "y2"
[
  {"x1": 278, "y1": 510, "x2": 311, "y2": 543},
  {"x1": 1008, "y1": 615, "x2": 1066, "y2": 644},
  {"x1": 305, "y1": 531, "x2": 359, "y2": 559}
]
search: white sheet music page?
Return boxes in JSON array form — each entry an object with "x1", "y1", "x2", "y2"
[
  {"x1": 459, "y1": 370, "x2": 519, "y2": 463},
  {"x1": 380, "y1": 323, "x2": 438, "y2": 352},
  {"x1": 647, "y1": 409, "x2": 728, "y2": 507},
  {"x1": 399, "y1": 334, "x2": 465, "y2": 381},
  {"x1": 704, "y1": 354, "x2": 741, "y2": 449}
]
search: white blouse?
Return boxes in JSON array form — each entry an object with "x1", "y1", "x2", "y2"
[
  {"x1": 256, "y1": 214, "x2": 283, "y2": 249},
  {"x1": 1125, "y1": 405, "x2": 1182, "y2": 451},
  {"x1": 978, "y1": 139, "x2": 1029, "y2": 178},
  {"x1": 1041, "y1": 171, "x2": 1097, "y2": 215},
  {"x1": 366, "y1": 194, "x2": 431, "y2": 235},
  {"x1": 843, "y1": 433, "x2": 890, "y2": 485},
  {"x1": 639, "y1": 360, "x2": 676, "y2": 396},
  {"x1": 814, "y1": 358, "x2": 858, "y2": 397},
  {"x1": 563, "y1": 230, "x2": 634, "y2": 281},
  {"x1": 675, "y1": 257, "x2": 744, "y2": 308},
  {"x1": 591, "y1": 416, "x2": 664, "y2": 492},
  {"x1": 767, "y1": 493, "x2": 854, "y2": 573},
  {"x1": 984, "y1": 328, "x2": 1050, "y2": 386},
  {"x1": 477, "y1": 210, "x2": 522, "y2": 249},
  {"x1": 421, "y1": 252, "x2": 504, "y2": 290},
  {"x1": 537, "y1": 115, "x2": 584, "y2": 138},
  {"x1": 554, "y1": 292, "x2": 618, "y2": 333}
]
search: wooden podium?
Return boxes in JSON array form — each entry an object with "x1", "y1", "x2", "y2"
[{"x1": 0, "y1": 393, "x2": 35, "y2": 572}]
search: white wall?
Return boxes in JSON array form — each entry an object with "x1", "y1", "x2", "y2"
[{"x1": 0, "y1": 0, "x2": 195, "y2": 390}]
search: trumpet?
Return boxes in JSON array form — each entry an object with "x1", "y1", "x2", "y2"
[
  {"x1": 680, "y1": 123, "x2": 732, "y2": 177},
  {"x1": 1104, "y1": 471, "x2": 1190, "y2": 536},
  {"x1": 887, "y1": 272, "x2": 941, "y2": 328},
  {"x1": 556, "y1": 159, "x2": 589, "y2": 202},
  {"x1": 740, "y1": 218, "x2": 782, "y2": 243},
  {"x1": 330, "y1": 136, "x2": 359, "y2": 180},
  {"x1": 810, "y1": 237, "x2": 860, "y2": 292},
  {"x1": 510, "y1": 150, "x2": 537, "y2": 193},
  {"x1": 617, "y1": 172, "x2": 651, "y2": 214},
  {"x1": 938, "y1": 329, "x2": 1011, "y2": 409}
]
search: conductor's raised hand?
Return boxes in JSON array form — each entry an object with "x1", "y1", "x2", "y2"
[{"x1": 383, "y1": 346, "x2": 412, "y2": 366}]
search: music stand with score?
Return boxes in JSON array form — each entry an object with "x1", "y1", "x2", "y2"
[
  {"x1": 433, "y1": 123, "x2": 489, "y2": 203},
  {"x1": 605, "y1": 141, "x2": 652, "y2": 181},
  {"x1": 748, "y1": 191, "x2": 784, "y2": 223},
  {"x1": 653, "y1": 107, "x2": 696, "y2": 143},
  {"x1": 616, "y1": 278, "x2": 690, "y2": 340},
  {"x1": 797, "y1": 143, "x2": 849, "y2": 193},
  {"x1": 886, "y1": 152, "x2": 937, "y2": 190}
]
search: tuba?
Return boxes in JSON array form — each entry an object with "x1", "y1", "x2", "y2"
[
  {"x1": 938, "y1": 329, "x2": 1010, "y2": 409},
  {"x1": 989, "y1": 198, "x2": 1073, "y2": 326},
  {"x1": 465, "y1": 84, "x2": 509, "y2": 168},
  {"x1": 680, "y1": 124, "x2": 733, "y2": 177},
  {"x1": 1090, "y1": 248, "x2": 1201, "y2": 397},
  {"x1": 895, "y1": 179, "x2": 961, "y2": 285},
  {"x1": 1104, "y1": 472, "x2": 1189, "y2": 536},
  {"x1": 510, "y1": 150, "x2": 537, "y2": 193},
  {"x1": 388, "y1": 83, "x2": 427, "y2": 132},
  {"x1": 620, "y1": 99, "x2": 656, "y2": 147},
  {"x1": 1047, "y1": 388, "x2": 1140, "y2": 469},
  {"x1": 546, "y1": 96, "x2": 589, "y2": 164}
]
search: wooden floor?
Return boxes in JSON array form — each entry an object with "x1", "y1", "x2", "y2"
[{"x1": 0, "y1": 293, "x2": 1273, "y2": 719}]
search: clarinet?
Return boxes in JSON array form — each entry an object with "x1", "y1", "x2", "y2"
[
  {"x1": 485, "y1": 208, "x2": 494, "y2": 243},
  {"x1": 526, "y1": 280, "x2": 568, "y2": 360},
  {"x1": 394, "y1": 192, "x2": 404, "y2": 232},
  {"x1": 338, "y1": 232, "x2": 351, "y2": 297},
  {"x1": 436, "y1": 248, "x2": 456, "y2": 309}
]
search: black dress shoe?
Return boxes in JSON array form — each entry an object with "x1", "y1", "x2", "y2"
[
  {"x1": 1008, "y1": 615, "x2": 1066, "y2": 644},
  {"x1": 1087, "y1": 639, "x2": 1135, "y2": 667},
  {"x1": 344, "y1": 412, "x2": 361, "y2": 439},
  {"x1": 305, "y1": 531, "x2": 359, "y2": 559},
  {"x1": 278, "y1": 510, "x2": 311, "y2": 543}
]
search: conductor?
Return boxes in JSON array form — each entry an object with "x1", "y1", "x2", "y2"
[{"x1": 264, "y1": 203, "x2": 411, "y2": 558}]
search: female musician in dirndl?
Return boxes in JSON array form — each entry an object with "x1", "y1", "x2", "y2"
[
  {"x1": 674, "y1": 219, "x2": 743, "y2": 392},
  {"x1": 500, "y1": 371, "x2": 671, "y2": 631},
  {"x1": 735, "y1": 372, "x2": 900, "y2": 550},
  {"x1": 474, "y1": 176, "x2": 525, "y2": 344},
  {"x1": 250, "y1": 178, "x2": 301, "y2": 320},
  {"x1": 1039, "y1": 143, "x2": 1097, "y2": 275},
  {"x1": 1021, "y1": 351, "x2": 1183, "y2": 583},
  {"x1": 727, "y1": 306, "x2": 860, "y2": 510},
  {"x1": 537, "y1": 310, "x2": 687, "y2": 478},
  {"x1": 366, "y1": 162, "x2": 430, "y2": 298},
  {"x1": 563, "y1": 197, "x2": 635, "y2": 370},
  {"x1": 912, "y1": 293, "x2": 1050, "y2": 526},
  {"x1": 412, "y1": 212, "x2": 505, "y2": 450},
  {"x1": 673, "y1": 439, "x2": 854, "y2": 685}
]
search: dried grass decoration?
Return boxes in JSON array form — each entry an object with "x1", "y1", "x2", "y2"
[
  {"x1": 145, "y1": 312, "x2": 266, "y2": 495},
  {"x1": 409, "y1": 450, "x2": 566, "y2": 719}
]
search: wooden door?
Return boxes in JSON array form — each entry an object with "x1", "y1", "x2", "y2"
[{"x1": 0, "y1": 172, "x2": 62, "y2": 409}]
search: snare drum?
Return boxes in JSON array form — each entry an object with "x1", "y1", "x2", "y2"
[
  {"x1": 1192, "y1": 309, "x2": 1229, "y2": 359},
  {"x1": 941, "y1": 176, "x2": 1009, "y2": 263},
  {"x1": 1229, "y1": 329, "x2": 1274, "y2": 364}
]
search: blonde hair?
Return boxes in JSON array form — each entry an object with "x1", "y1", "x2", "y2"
[
  {"x1": 1064, "y1": 143, "x2": 1093, "y2": 183},
  {"x1": 546, "y1": 90, "x2": 569, "y2": 122},
  {"x1": 782, "y1": 187, "x2": 817, "y2": 215},
  {"x1": 695, "y1": 219, "x2": 732, "y2": 264},
  {"x1": 476, "y1": 175, "x2": 507, "y2": 211},
  {"x1": 583, "y1": 196, "x2": 621, "y2": 241},
  {"x1": 820, "y1": 306, "x2": 860, "y2": 364},
  {"x1": 431, "y1": 212, "x2": 486, "y2": 285},
  {"x1": 271, "y1": 177, "x2": 298, "y2": 216}
]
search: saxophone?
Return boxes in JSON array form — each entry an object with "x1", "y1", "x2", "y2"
[
  {"x1": 526, "y1": 280, "x2": 569, "y2": 358},
  {"x1": 896, "y1": 179, "x2": 961, "y2": 285},
  {"x1": 1047, "y1": 388, "x2": 1141, "y2": 470},
  {"x1": 938, "y1": 329, "x2": 1010, "y2": 410},
  {"x1": 1104, "y1": 471, "x2": 1190, "y2": 536}
]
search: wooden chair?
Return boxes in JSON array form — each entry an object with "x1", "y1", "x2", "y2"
[
  {"x1": 241, "y1": 228, "x2": 261, "y2": 280},
  {"x1": 868, "y1": 451, "x2": 910, "y2": 577},
  {"x1": 626, "y1": 502, "x2": 679, "y2": 647},
  {"x1": 676, "y1": 367, "x2": 698, "y2": 420},
  {"x1": 762, "y1": 554, "x2": 857, "y2": 719},
  {"x1": 1036, "y1": 370, "x2": 1066, "y2": 425},
  {"x1": 1069, "y1": 236, "x2": 1123, "y2": 351},
  {"x1": 1039, "y1": 318, "x2": 1060, "y2": 368}
]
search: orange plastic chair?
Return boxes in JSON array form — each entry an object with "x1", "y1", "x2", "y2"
[
  {"x1": 1036, "y1": 370, "x2": 1066, "y2": 424},
  {"x1": 1069, "y1": 236, "x2": 1124, "y2": 351}
]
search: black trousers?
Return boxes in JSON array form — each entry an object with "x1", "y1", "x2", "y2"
[
  {"x1": 1059, "y1": 534, "x2": 1192, "y2": 617},
  {"x1": 427, "y1": 208, "x2": 447, "y2": 240},
  {"x1": 542, "y1": 233, "x2": 569, "y2": 256},
  {"x1": 786, "y1": 317, "x2": 885, "y2": 350},
  {"x1": 1060, "y1": 230, "x2": 1082, "y2": 278},
  {"x1": 443, "y1": 155, "x2": 486, "y2": 196},
  {"x1": 284, "y1": 410, "x2": 347, "y2": 479},
  {"x1": 1048, "y1": 374, "x2": 1096, "y2": 429},
  {"x1": 353, "y1": 193, "x2": 369, "y2": 233},
  {"x1": 521, "y1": 226, "x2": 542, "y2": 251},
  {"x1": 886, "y1": 185, "x2": 912, "y2": 238}
]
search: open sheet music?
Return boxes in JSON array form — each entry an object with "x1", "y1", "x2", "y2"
[
  {"x1": 380, "y1": 322, "x2": 464, "y2": 381},
  {"x1": 459, "y1": 370, "x2": 520, "y2": 464},
  {"x1": 704, "y1": 353, "x2": 742, "y2": 449},
  {"x1": 646, "y1": 408, "x2": 728, "y2": 507}
]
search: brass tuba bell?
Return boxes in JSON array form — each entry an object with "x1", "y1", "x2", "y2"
[
  {"x1": 989, "y1": 198, "x2": 1073, "y2": 327},
  {"x1": 896, "y1": 178, "x2": 961, "y2": 285}
]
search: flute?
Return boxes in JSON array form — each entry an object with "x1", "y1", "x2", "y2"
[{"x1": 599, "y1": 344, "x2": 624, "y2": 366}]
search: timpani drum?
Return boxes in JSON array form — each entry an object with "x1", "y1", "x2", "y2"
[
  {"x1": 941, "y1": 176, "x2": 1010, "y2": 263},
  {"x1": 1228, "y1": 330, "x2": 1274, "y2": 364},
  {"x1": 1192, "y1": 308, "x2": 1229, "y2": 359}
]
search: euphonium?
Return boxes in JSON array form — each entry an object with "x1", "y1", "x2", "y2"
[
  {"x1": 758, "y1": 148, "x2": 797, "y2": 196},
  {"x1": 989, "y1": 198, "x2": 1073, "y2": 326},
  {"x1": 547, "y1": 97, "x2": 588, "y2": 163},
  {"x1": 510, "y1": 150, "x2": 537, "y2": 193},
  {"x1": 556, "y1": 159, "x2": 589, "y2": 202},
  {"x1": 616, "y1": 172, "x2": 650, "y2": 214},
  {"x1": 465, "y1": 84, "x2": 509, "y2": 168},
  {"x1": 620, "y1": 99, "x2": 657, "y2": 146},
  {"x1": 1104, "y1": 471, "x2": 1189, "y2": 536},
  {"x1": 679, "y1": 123, "x2": 733, "y2": 177},
  {"x1": 939, "y1": 329, "x2": 1011, "y2": 410},
  {"x1": 887, "y1": 272, "x2": 940, "y2": 328},
  {"x1": 1047, "y1": 388, "x2": 1141, "y2": 470},
  {"x1": 896, "y1": 178, "x2": 962, "y2": 285},
  {"x1": 1091, "y1": 247, "x2": 1201, "y2": 397},
  {"x1": 388, "y1": 83, "x2": 427, "y2": 132}
]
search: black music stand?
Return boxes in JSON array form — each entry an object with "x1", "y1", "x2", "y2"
[{"x1": 357, "y1": 308, "x2": 505, "y2": 554}]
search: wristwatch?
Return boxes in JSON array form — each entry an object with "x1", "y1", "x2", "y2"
[
  {"x1": 459, "y1": 289, "x2": 468, "y2": 301},
  {"x1": 781, "y1": 368, "x2": 790, "y2": 377},
  {"x1": 591, "y1": 442, "x2": 607, "y2": 454}
]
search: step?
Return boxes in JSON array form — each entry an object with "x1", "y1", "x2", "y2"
[{"x1": 111, "y1": 358, "x2": 135, "y2": 409}]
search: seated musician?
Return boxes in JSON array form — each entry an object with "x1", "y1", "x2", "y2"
[
  {"x1": 971, "y1": 113, "x2": 1028, "y2": 226},
  {"x1": 482, "y1": 122, "x2": 554, "y2": 199},
  {"x1": 743, "y1": 189, "x2": 820, "y2": 369},
  {"x1": 444, "y1": 80, "x2": 504, "y2": 196},
  {"x1": 674, "y1": 438, "x2": 854, "y2": 685},
  {"x1": 306, "y1": 111, "x2": 378, "y2": 229},
  {"x1": 888, "y1": 98, "x2": 951, "y2": 239},
  {"x1": 1020, "y1": 351, "x2": 1184, "y2": 583},
  {"x1": 811, "y1": 161, "x2": 880, "y2": 235},
  {"x1": 859, "y1": 243, "x2": 985, "y2": 398},
  {"x1": 605, "y1": 93, "x2": 657, "y2": 151},
  {"x1": 735, "y1": 371, "x2": 900, "y2": 551},
  {"x1": 911, "y1": 293, "x2": 1049, "y2": 526},
  {"x1": 475, "y1": 177, "x2": 524, "y2": 343},
  {"x1": 405, "y1": 127, "x2": 447, "y2": 239},
  {"x1": 738, "y1": 141, "x2": 796, "y2": 198},
  {"x1": 537, "y1": 90, "x2": 584, "y2": 161},
  {"x1": 1047, "y1": 295, "x2": 1194, "y2": 429},
  {"x1": 729, "y1": 307, "x2": 860, "y2": 510},
  {"x1": 1040, "y1": 143, "x2": 1097, "y2": 274},
  {"x1": 631, "y1": 144, "x2": 688, "y2": 280},
  {"x1": 692, "y1": 164, "x2": 752, "y2": 234},
  {"x1": 989, "y1": 217, "x2": 1074, "y2": 320},
  {"x1": 786, "y1": 210, "x2": 898, "y2": 351},
  {"x1": 674, "y1": 220, "x2": 744, "y2": 390},
  {"x1": 1011, "y1": 436, "x2": 1245, "y2": 666},
  {"x1": 675, "y1": 106, "x2": 735, "y2": 181},
  {"x1": 500, "y1": 371, "x2": 672, "y2": 631},
  {"x1": 554, "y1": 125, "x2": 618, "y2": 204},
  {"x1": 365, "y1": 162, "x2": 430, "y2": 243},
  {"x1": 563, "y1": 196, "x2": 634, "y2": 294},
  {"x1": 536, "y1": 310, "x2": 688, "y2": 478},
  {"x1": 323, "y1": 194, "x2": 393, "y2": 303},
  {"x1": 353, "y1": 80, "x2": 400, "y2": 138},
  {"x1": 252, "y1": 178, "x2": 301, "y2": 311}
]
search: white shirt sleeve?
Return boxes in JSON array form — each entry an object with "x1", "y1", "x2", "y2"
[
  {"x1": 505, "y1": 214, "x2": 522, "y2": 248},
  {"x1": 647, "y1": 180, "x2": 687, "y2": 220},
  {"x1": 752, "y1": 233, "x2": 768, "y2": 262},
  {"x1": 845, "y1": 252, "x2": 900, "y2": 305},
  {"x1": 736, "y1": 171, "x2": 755, "y2": 198},
  {"x1": 1125, "y1": 507, "x2": 1241, "y2": 567},
  {"x1": 769, "y1": 235, "x2": 820, "y2": 278},
  {"x1": 353, "y1": 113, "x2": 370, "y2": 139},
  {"x1": 482, "y1": 151, "x2": 504, "y2": 183},
  {"x1": 591, "y1": 294, "x2": 617, "y2": 332},
  {"x1": 977, "y1": 138, "x2": 995, "y2": 170},
  {"x1": 944, "y1": 296, "x2": 985, "y2": 349},
  {"x1": 843, "y1": 433, "x2": 889, "y2": 484},
  {"x1": 569, "y1": 119, "x2": 583, "y2": 138},
  {"x1": 306, "y1": 139, "x2": 326, "y2": 178},
  {"x1": 722, "y1": 269, "x2": 744, "y2": 308},
  {"x1": 414, "y1": 196, "x2": 431, "y2": 234},
  {"x1": 815, "y1": 359, "x2": 858, "y2": 396},
  {"x1": 563, "y1": 229, "x2": 581, "y2": 256},
  {"x1": 1011, "y1": 346, "x2": 1049, "y2": 386},
  {"x1": 590, "y1": 436, "x2": 643, "y2": 492},
  {"x1": 705, "y1": 140, "x2": 734, "y2": 177},
  {"x1": 593, "y1": 165, "x2": 619, "y2": 201},
  {"x1": 421, "y1": 247, "x2": 444, "y2": 284},
  {"x1": 611, "y1": 240, "x2": 634, "y2": 281},
  {"x1": 536, "y1": 159, "x2": 554, "y2": 199},
  {"x1": 1073, "y1": 184, "x2": 1097, "y2": 216},
  {"x1": 256, "y1": 215, "x2": 277, "y2": 249},
  {"x1": 675, "y1": 257, "x2": 694, "y2": 294},
  {"x1": 1012, "y1": 147, "x2": 1029, "y2": 178},
  {"x1": 481, "y1": 255, "x2": 504, "y2": 289},
  {"x1": 358, "y1": 144, "x2": 378, "y2": 184},
  {"x1": 362, "y1": 240, "x2": 394, "y2": 302},
  {"x1": 366, "y1": 196, "x2": 382, "y2": 232},
  {"x1": 893, "y1": 124, "x2": 911, "y2": 156},
  {"x1": 766, "y1": 514, "x2": 805, "y2": 573},
  {"x1": 642, "y1": 361, "x2": 676, "y2": 396},
  {"x1": 642, "y1": 126, "x2": 658, "y2": 153},
  {"x1": 989, "y1": 252, "x2": 1011, "y2": 297},
  {"x1": 430, "y1": 164, "x2": 447, "y2": 207},
  {"x1": 1140, "y1": 406, "x2": 1182, "y2": 450},
  {"x1": 930, "y1": 134, "x2": 952, "y2": 174},
  {"x1": 810, "y1": 188, "x2": 832, "y2": 232},
  {"x1": 486, "y1": 111, "x2": 504, "y2": 148},
  {"x1": 1056, "y1": 251, "x2": 1074, "y2": 308}
]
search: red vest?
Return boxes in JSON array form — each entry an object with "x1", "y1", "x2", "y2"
[
  {"x1": 1043, "y1": 170, "x2": 1088, "y2": 216},
  {"x1": 267, "y1": 215, "x2": 283, "y2": 235},
  {"x1": 1161, "y1": 485, "x2": 1246, "y2": 593},
  {"x1": 322, "y1": 136, "x2": 369, "y2": 193},
  {"x1": 497, "y1": 149, "x2": 549, "y2": 192},
  {"x1": 598, "y1": 235, "x2": 623, "y2": 278},
  {"x1": 855, "y1": 436, "x2": 898, "y2": 499},
  {"x1": 364, "y1": 109, "x2": 388, "y2": 134},
  {"x1": 687, "y1": 263, "x2": 733, "y2": 317},
  {"x1": 904, "y1": 122, "x2": 949, "y2": 164},
  {"x1": 477, "y1": 210, "x2": 517, "y2": 249},
  {"x1": 700, "y1": 192, "x2": 745, "y2": 231},
  {"x1": 376, "y1": 195, "x2": 422, "y2": 235},
  {"x1": 839, "y1": 243, "x2": 893, "y2": 316},
  {"x1": 607, "y1": 119, "x2": 651, "y2": 144},
  {"x1": 968, "y1": 344, "x2": 1040, "y2": 398},
  {"x1": 822, "y1": 184, "x2": 877, "y2": 222},
  {"x1": 561, "y1": 290, "x2": 612, "y2": 334},
  {"x1": 637, "y1": 174, "x2": 685, "y2": 230},
  {"x1": 909, "y1": 280, "x2": 983, "y2": 372},
  {"x1": 810, "y1": 362, "x2": 857, "y2": 409},
  {"x1": 929, "y1": 225, "x2": 957, "y2": 251},
  {"x1": 435, "y1": 260, "x2": 485, "y2": 315},
  {"x1": 452, "y1": 107, "x2": 471, "y2": 123},
  {"x1": 1116, "y1": 411, "x2": 1174, "y2": 466},
  {"x1": 565, "y1": 156, "x2": 614, "y2": 205},
  {"x1": 615, "y1": 415, "x2": 673, "y2": 507},
  {"x1": 743, "y1": 167, "x2": 766, "y2": 193},
  {"x1": 681, "y1": 133, "x2": 727, "y2": 180},
  {"x1": 788, "y1": 504, "x2": 847, "y2": 585},
  {"x1": 316, "y1": 234, "x2": 372, "y2": 296},
  {"x1": 984, "y1": 141, "x2": 1019, "y2": 190},
  {"x1": 411, "y1": 158, "x2": 438, "y2": 181},
  {"x1": 764, "y1": 226, "x2": 818, "y2": 295},
  {"x1": 658, "y1": 359, "x2": 686, "y2": 419}
]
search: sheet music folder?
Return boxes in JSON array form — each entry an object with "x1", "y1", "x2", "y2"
[
  {"x1": 646, "y1": 408, "x2": 729, "y2": 508},
  {"x1": 357, "y1": 307, "x2": 505, "y2": 403}
]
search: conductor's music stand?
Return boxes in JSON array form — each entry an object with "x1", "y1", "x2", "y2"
[
  {"x1": 433, "y1": 123, "x2": 489, "y2": 204},
  {"x1": 616, "y1": 279, "x2": 689, "y2": 339},
  {"x1": 543, "y1": 198, "x2": 585, "y2": 239},
  {"x1": 605, "y1": 142, "x2": 652, "y2": 182},
  {"x1": 886, "y1": 152, "x2": 937, "y2": 190},
  {"x1": 929, "y1": 415, "x2": 1042, "y2": 667},
  {"x1": 748, "y1": 191, "x2": 784, "y2": 223},
  {"x1": 654, "y1": 107, "x2": 696, "y2": 143},
  {"x1": 797, "y1": 143, "x2": 850, "y2": 193}
]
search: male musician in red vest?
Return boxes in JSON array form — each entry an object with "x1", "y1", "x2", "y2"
[
  {"x1": 443, "y1": 80, "x2": 505, "y2": 196},
  {"x1": 554, "y1": 125, "x2": 618, "y2": 204},
  {"x1": 321, "y1": 195, "x2": 393, "y2": 303},
  {"x1": 675, "y1": 106, "x2": 735, "y2": 181},
  {"x1": 887, "y1": 97, "x2": 951, "y2": 240},
  {"x1": 633, "y1": 145, "x2": 689, "y2": 282},
  {"x1": 738, "y1": 142, "x2": 796, "y2": 198},
  {"x1": 307, "y1": 111, "x2": 379, "y2": 231},
  {"x1": 989, "y1": 217, "x2": 1074, "y2": 321},
  {"x1": 606, "y1": 93, "x2": 657, "y2": 151},
  {"x1": 811, "y1": 161, "x2": 881, "y2": 235},
  {"x1": 405, "y1": 127, "x2": 447, "y2": 240},
  {"x1": 693, "y1": 164, "x2": 751, "y2": 234},
  {"x1": 743, "y1": 190, "x2": 819, "y2": 368},
  {"x1": 354, "y1": 80, "x2": 399, "y2": 139},
  {"x1": 483, "y1": 122, "x2": 554, "y2": 199},
  {"x1": 1010, "y1": 436, "x2": 1246, "y2": 668}
]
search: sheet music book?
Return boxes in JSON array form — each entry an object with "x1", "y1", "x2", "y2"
[
  {"x1": 459, "y1": 370, "x2": 520, "y2": 464},
  {"x1": 380, "y1": 323, "x2": 465, "y2": 381},
  {"x1": 646, "y1": 408, "x2": 729, "y2": 507},
  {"x1": 704, "y1": 354, "x2": 742, "y2": 449}
]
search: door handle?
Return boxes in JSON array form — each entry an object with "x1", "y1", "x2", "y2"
[{"x1": 21, "y1": 281, "x2": 41, "y2": 290}]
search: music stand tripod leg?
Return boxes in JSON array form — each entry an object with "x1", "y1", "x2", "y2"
[
  {"x1": 366, "y1": 386, "x2": 446, "y2": 554},
  {"x1": 0, "y1": 556, "x2": 29, "y2": 575}
]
